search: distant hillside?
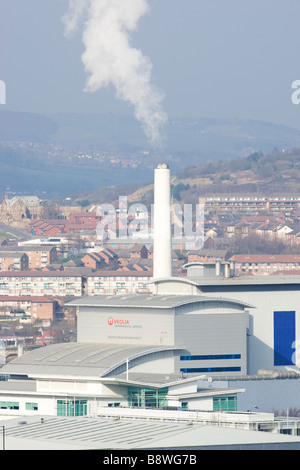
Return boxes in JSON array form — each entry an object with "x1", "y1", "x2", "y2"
[
  {"x1": 3, "y1": 109, "x2": 300, "y2": 159},
  {"x1": 75, "y1": 147, "x2": 300, "y2": 207},
  {"x1": 47, "y1": 114, "x2": 300, "y2": 171},
  {"x1": 174, "y1": 147, "x2": 300, "y2": 201},
  {"x1": 2, "y1": 110, "x2": 300, "y2": 199}
]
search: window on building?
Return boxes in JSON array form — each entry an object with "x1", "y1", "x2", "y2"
[
  {"x1": 26, "y1": 402, "x2": 38, "y2": 411},
  {"x1": 180, "y1": 354, "x2": 241, "y2": 361},
  {"x1": 57, "y1": 399, "x2": 87, "y2": 416},
  {"x1": 213, "y1": 396, "x2": 237, "y2": 412},
  {"x1": 180, "y1": 367, "x2": 241, "y2": 373},
  {"x1": 274, "y1": 311, "x2": 296, "y2": 366},
  {"x1": 127, "y1": 387, "x2": 168, "y2": 409},
  {"x1": 0, "y1": 401, "x2": 19, "y2": 410}
]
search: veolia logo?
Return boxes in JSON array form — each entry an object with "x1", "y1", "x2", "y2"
[{"x1": 107, "y1": 316, "x2": 130, "y2": 326}]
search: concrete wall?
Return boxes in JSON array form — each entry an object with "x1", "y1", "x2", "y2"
[
  {"x1": 130, "y1": 351, "x2": 177, "y2": 374},
  {"x1": 154, "y1": 280, "x2": 199, "y2": 295},
  {"x1": 77, "y1": 306, "x2": 175, "y2": 346},
  {"x1": 224, "y1": 378, "x2": 300, "y2": 415},
  {"x1": 174, "y1": 304, "x2": 248, "y2": 376}
]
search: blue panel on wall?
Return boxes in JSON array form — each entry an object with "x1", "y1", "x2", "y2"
[{"x1": 274, "y1": 311, "x2": 295, "y2": 366}]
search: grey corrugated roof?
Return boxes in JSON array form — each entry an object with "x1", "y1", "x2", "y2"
[
  {"x1": 191, "y1": 275, "x2": 300, "y2": 286},
  {"x1": 0, "y1": 245, "x2": 54, "y2": 252},
  {"x1": 153, "y1": 274, "x2": 300, "y2": 287},
  {"x1": 0, "y1": 342, "x2": 182, "y2": 379},
  {"x1": 67, "y1": 294, "x2": 252, "y2": 309}
]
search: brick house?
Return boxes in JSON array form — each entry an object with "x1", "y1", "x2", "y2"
[
  {"x1": 69, "y1": 212, "x2": 101, "y2": 225},
  {"x1": 0, "y1": 296, "x2": 57, "y2": 322},
  {"x1": 129, "y1": 244, "x2": 149, "y2": 260},
  {"x1": 81, "y1": 253, "x2": 105, "y2": 270}
]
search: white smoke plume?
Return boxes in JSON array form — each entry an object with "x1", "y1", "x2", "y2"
[{"x1": 63, "y1": 0, "x2": 168, "y2": 147}]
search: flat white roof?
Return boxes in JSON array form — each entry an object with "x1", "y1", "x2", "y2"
[{"x1": 0, "y1": 415, "x2": 299, "y2": 450}]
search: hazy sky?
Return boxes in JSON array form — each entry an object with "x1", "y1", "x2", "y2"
[{"x1": 1, "y1": 0, "x2": 300, "y2": 130}]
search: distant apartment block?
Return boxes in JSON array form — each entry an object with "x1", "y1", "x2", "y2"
[
  {"x1": 0, "y1": 246, "x2": 57, "y2": 269},
  {"x1": 85, "y1": 271, "x2": 153, "y2": 295},
  {"x1": 0, "y1": 253, "x2": 29, "y2": 271},
  {"x1": 0, "y1": 271, "x2": 82, "y2": 297},
  {"x1": 203, "y1": 196, "x2": 300, "y2": 212},
  {"x1": 229, "y1": 254, "x2": 300, "y2": 275}
]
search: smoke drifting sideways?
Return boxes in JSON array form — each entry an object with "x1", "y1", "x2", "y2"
[{"x1": 62, "y1": 0, "x2": 168, "y2": 148}]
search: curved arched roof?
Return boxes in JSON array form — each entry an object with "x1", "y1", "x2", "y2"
[{"x1": 1, "y1": 342, "x2": 183, "y2": 380}]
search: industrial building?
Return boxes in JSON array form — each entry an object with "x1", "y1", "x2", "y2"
[
  {"x1": 0, "y1": 292, "x2": 249, "y2": 416},
  {"x1": 0, "y1": 163, "x2": 299, "y2": 442}
]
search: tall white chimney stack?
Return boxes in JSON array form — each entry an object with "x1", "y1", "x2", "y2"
[{"x1": 153, "y1": 163, "x2": 172, "y2": 279}]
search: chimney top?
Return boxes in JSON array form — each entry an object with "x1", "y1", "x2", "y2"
[{"x1": 157, "y1": 163, "x2": 169, "y2": 169}]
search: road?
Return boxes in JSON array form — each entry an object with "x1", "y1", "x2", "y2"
[{"x1": 0, "y1": 221, "x2": 32, "y2": 240}]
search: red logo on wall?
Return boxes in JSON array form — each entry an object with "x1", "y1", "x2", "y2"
[{"x1": 107, "y1": 316, "x2": 130, "y2": 326}]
